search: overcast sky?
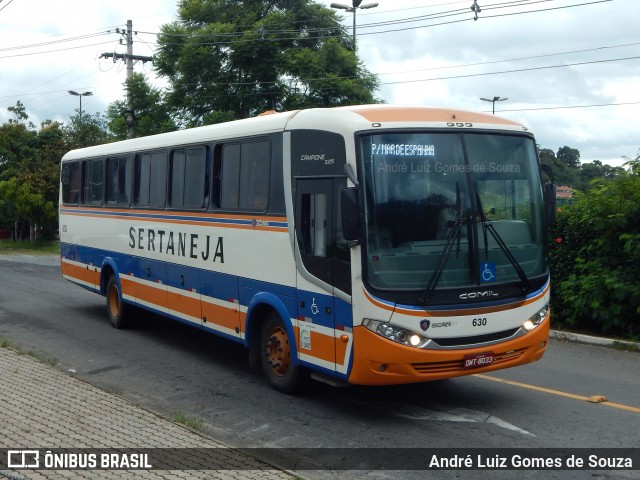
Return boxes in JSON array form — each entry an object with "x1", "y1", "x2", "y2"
[{"x1": 0, "y1": 0, "x2": 637, "y2": 166}]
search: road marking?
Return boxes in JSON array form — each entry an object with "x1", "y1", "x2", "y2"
[
  {"x1": 332, "y1": 392, "x2": 535, "y2": 436},
  {"x1": 474, "y1": 374, "x2": 640, "y2": 413},
  {"x1": 379, "y1": 402, "x2": 534, "y2": 436}
]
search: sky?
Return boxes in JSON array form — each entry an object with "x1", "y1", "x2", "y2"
[{"x1": 0, "y1": 0, "x2": 637, "y2": 166}]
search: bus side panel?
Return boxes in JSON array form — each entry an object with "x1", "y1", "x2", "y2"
[
  {"x1": 201, "y1": 270, "x2": 241, "y2": 339},
  {"x1": 60, "y1": 241, "x2": 101, "y2": 293}
]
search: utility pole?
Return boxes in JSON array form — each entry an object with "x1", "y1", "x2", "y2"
[{"x1": 100, "y1": 20, "x2": 153, "y2": 139}]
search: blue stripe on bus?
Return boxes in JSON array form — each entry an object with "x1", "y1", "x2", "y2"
[{"x1": 59, "y1": 207, "x2": 289, "y2": 229}]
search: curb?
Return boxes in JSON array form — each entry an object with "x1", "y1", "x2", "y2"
[{"x1": 550, "y1": 330, "x2": 638, "y2": 351}]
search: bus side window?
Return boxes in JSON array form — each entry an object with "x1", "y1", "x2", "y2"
[
  {"x1": 134, "y1": 151, "x2": 167, "y2": 208},
  {"x1": 169, "y1": 146, "x2": 207, "y2": 209},
  {"x1": 216, "y1": 139, "x2": 270, "y2": 211},
  {"x1": 300, "y1": 193, "x2": 327, "y2": 257},
  {"x1": 82, "y1": 159, "x2": 104, "y2": 206},
  {"x1": 106, "y1": 156, "x2": 130, "y2": 206},
  {"x1": 61, "y1": 161, "x2": 81, "y2": 205}
]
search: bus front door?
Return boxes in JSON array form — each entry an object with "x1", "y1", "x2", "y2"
[{"x1": 294, "y1": 178, "x2": 348, "y2": 374}]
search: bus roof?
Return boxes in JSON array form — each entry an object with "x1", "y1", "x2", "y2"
[{"x1": 62, "y1": 105, "x2": 529, "y2": 161}]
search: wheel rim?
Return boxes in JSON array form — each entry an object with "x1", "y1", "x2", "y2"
[
  {"x1": 265, "y1": 325, "x2": 291, "y2": 377},
  {"x1": 107, "y1": 283, "x2": 120, "y2": 318}
]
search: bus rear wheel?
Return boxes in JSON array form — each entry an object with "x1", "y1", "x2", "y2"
[
  {"x1": 106, "y1": 274, "x2": 128, "y2": 329},
  {"x1": 260, "y1": 312, "x2": 305, "y2": 394}
]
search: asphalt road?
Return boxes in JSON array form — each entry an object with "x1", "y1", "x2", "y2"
[{"x1": 0, "y1": 256, "x2": 638, "y2": 480}]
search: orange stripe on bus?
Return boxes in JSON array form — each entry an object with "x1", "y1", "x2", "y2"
[
  {"x1": 202, "y1": 301, "x2": 240, "y2": 332},
  {"x1": 167, "y1": 290, "x2": 201, "y2": 320},
  {"x1": 61, "y1": 261, "x2": 100, "y2": 288},
  {"x1": 294, "y1": 326, "x2": 335, "y2": 364},
  {"x1": 121, "y1": 276, "x2": 169, "y2": 310},
  {"x1": 335, "y1": 337, "x2": 350, "y2": 367}
]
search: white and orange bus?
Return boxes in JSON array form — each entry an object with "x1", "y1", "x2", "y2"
[{"x1": 59, "y1": 105, "x2": 553, "y2": 393}]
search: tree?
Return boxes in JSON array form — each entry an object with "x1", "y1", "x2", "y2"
[
  {"x1": 557, "y1": 145, "x2": 581, "y2": 169},
  {"x1": 154, "y1": 0, "x2": 380, "y2": 126},
  {"x1": 578, "y1": 160, "x2": 625, "y2": 190},
  {"x1": 107, "y1": 73, "x2": 177, "y2": 139},
  {"x1": 64, "y1": 111, "x2": 112, "y2": 149},
  {"x1": 7, "y1": 100, "x2": 32, "y2": 127},
  {"x1": 0, "y1": 105, "x2": 67, "y2": 239},
  {"x1": 0, "y1": 177, "x2": 56, "y2": 239},
  {"x1": 538, "y1": 147, "x2": 578, "y2": 186}
]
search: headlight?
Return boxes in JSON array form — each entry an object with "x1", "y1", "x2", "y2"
[
  {"x1": 522, "y1": 304, "x2": 549, "y2": 332},
  {"x1": 362, "y1": 318, "x2": 429, "y2": 348}
]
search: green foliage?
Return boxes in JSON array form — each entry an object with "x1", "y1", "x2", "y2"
[
  {"x1": 106, "y1": 73, "x2": 177, "y2": 139},
  {"x1": 154, "y1": 0, "x2": 380, "y2": 126},
  {"x1": 538, "y1": 148, "x2": 577, "y2": 186},
  {"x1": 556, "y1": 145, "x2": 581, "y2": 168},
  {"x1": 63, "y1": 110, "x2": 112, "y2": 149},
  {"x1": 0, "y1": 177, "x2": 56, "y2": 229},
  {"x1": 0, "y1": 106, "x2": 69, "y2": 236},
  {"x1": 549, "y1": 159, "x2": 640, "y2": 338}
]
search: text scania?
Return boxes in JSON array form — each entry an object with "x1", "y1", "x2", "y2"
[{"x1": 129, "y1": 227, "x2": 224, "y2": 263}]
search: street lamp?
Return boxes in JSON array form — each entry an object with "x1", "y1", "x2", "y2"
[
  {"x1": 331, "y1": 0, "x2": 379, "y2": 51},
  {"x1": 68, "y1": 90, "x2": 93, "y2": 122},
  {"x1": 480, "y1": 96, "x2": 508, "y2": 114}
]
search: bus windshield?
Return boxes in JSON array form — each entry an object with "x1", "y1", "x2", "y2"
[{"x1": 359, "y1": 131, "x2": 547, "y2": 304}]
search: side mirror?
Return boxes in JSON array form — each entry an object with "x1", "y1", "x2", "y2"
[
  {"x1": 341, "y1": 187, "x2": 360, "y2": 242},
  {"x1": 541, "y1": 164, "x2": 556, "y2": 226},
  {"x1": 544, "y1": 183, "x2": 557, "y2": 226}
]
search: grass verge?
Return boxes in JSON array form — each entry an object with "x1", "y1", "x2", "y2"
[
  {"x1": 0, "y1": 239, "x2": 59, "y2": 255},
  {"x1": 171, "y1": 411, "x2": 205, "y2": 432}
]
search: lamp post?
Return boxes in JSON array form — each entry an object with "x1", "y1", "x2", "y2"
[
  {"x1": 480, "y1": 96, "x2": 508, "y2": 114},
  {"x1": 331, "y1": 0, "x2": 379, "y2": 51},
  {"x1": 68, "y1": 90, "x2": 93, "y2": 122}
]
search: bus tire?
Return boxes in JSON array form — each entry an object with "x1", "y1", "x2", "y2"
[
  {"x1": 260, "y1": 312, "x2": 306, "y2": 394},
  {"x1": 106, "y1": 274, "x2": 128, "y2": 329}
]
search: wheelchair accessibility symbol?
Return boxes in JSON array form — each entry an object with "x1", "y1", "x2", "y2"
[
  {"x1": 311, "y1": 298, "x2": 319, "y2": 315},
  {"x1": 481, "y1": 262, "x2": 496, "y2": 283}
]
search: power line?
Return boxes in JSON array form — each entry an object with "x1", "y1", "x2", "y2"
[
  {"x1": 0, "y1": 40, "x2": 116, "y2": 59},
  {"x1": 375, "y1": 42, "x2": 640, "y2": 78},
  {"x1": 6, "y1": 50, "x2": 635, "y2": 99},
  {"x1": 135, "y1": 0, "x2": 607, "y2": 46},
  {"x1": 357, "y1": 0, "x2": 613, "y2": 37},
  {"x1": 0, "y1": 31, "x2": 112, "y2": 53},
  {"x1": 496, "y1": 101, "x2": 640, "y2": 113},
  {"x1": 0, "y1": 1, "x2": 613, "y2": 58},
  {"x1": 378, "y1": 55, "x2": 640, "y2": 86},
  {"x1": 0, "y1": 0, "x2": 15, "y2": 14}
]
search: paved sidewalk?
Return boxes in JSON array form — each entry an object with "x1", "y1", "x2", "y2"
[{"x1": 0, "y1": 347, "x2": 297, "y2": 480}]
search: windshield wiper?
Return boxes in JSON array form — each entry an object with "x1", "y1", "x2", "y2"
[
  {"x1": 475, "y1": 193, "x2": 531, "y2": 294},
  {"x1": 420, "y1": 183, "x2": 463, "y2": 305}
]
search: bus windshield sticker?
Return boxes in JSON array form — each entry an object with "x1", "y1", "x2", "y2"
[{"x1": 481, "y1": 262, "x2": 497, "y2": 283}]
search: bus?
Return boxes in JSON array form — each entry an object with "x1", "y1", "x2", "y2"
[{"x1": 59, "y1": 104, "x2": 554, "y2": 393}]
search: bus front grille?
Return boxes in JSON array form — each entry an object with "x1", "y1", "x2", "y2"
[{"x1": 430, "y1": 328, "x2": 520, "y2": 348}]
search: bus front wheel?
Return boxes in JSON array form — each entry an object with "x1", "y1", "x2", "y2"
[
  {"x1": 260, "y1": 312, "x2": 305, "y2": 394},
  {"x1": 106, "y1": 274, "x2": 128, "y2": 329}
]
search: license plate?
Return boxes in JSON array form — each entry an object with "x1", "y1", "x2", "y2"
[{"x1": 463, "y1": 352, "x2": 495, "y2": 369}]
